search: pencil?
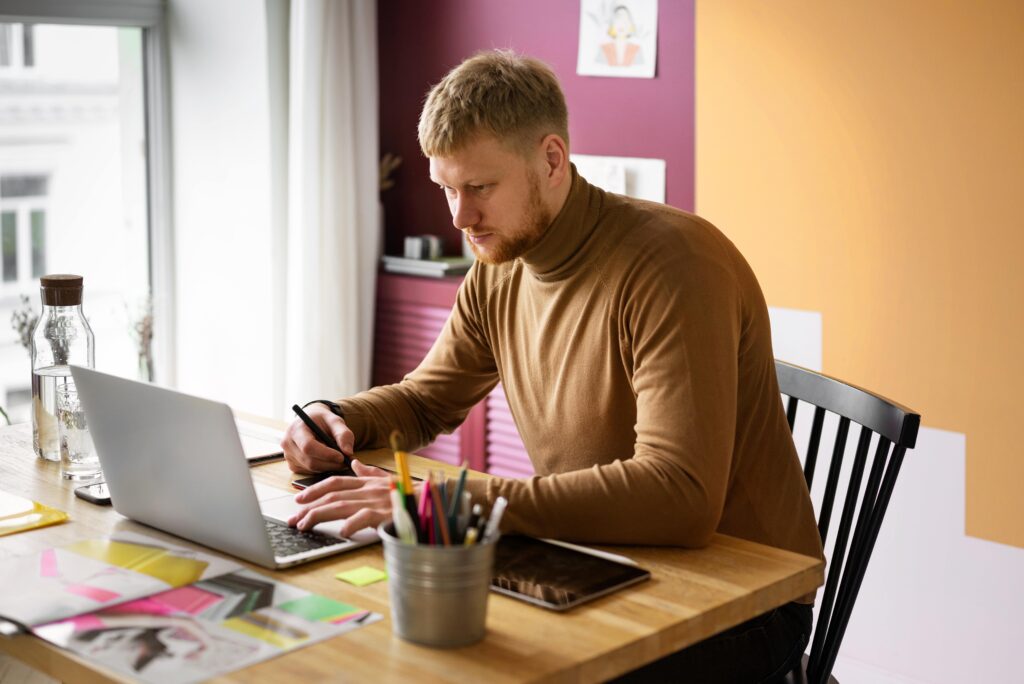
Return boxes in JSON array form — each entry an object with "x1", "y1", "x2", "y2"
[
  {"x1": 396, "y1": 450, "x2": 414, "y2": 494},
  {"x1": 418, "y1": 476, "x2": 432, "y2": 544},
  {"x1": 448, "y1": 461, "x2": 468, "y2": 536},
  {"x1": 390, "y1": 438, "x2": 420, "y2": 534},
  {"x1": 429, "y1": 475, "x2": 451, "y2": 546}
]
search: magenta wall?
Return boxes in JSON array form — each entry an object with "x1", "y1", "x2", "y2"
[{"x1": 378, "y1": 0, "x2": 695, "y2": 256}]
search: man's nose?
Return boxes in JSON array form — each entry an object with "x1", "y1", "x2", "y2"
[{"x1": 451, "y1": 195, "x2": 480, "y2": 230}]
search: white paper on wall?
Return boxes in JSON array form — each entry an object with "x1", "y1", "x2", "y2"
[{"x1": 571, "y1": 153, "x2": 666, "y2": 203}]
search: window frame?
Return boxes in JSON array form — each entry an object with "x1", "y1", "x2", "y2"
[
  {"x1": 0, "y1": 197, "x2": 48, "y2": 287},
  {"x1": 0, "y1": 0, "x2": 176, "y2": 384},
  {"x1": 0, "y1": 22, "x2": 31, "y2": 70}
]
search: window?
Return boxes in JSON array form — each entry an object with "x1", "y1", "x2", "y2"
[
  {"x1": 1, "y1": 211, "x2": 16, "y2": 282},
  {"x1": 0, "y1": 175, "x2": 48, "y2": 286},
  {"x1": 0, "y1": 2, "x2": 172, "y2": 422},
  {"x1": 0, "y1": 23, "x2": 35, "y2": 70},
  {"x1": 31, "y1": 210, "x2": 46, "y2": 278}
]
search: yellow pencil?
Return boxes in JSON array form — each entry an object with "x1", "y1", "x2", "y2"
[{"x1": 389, "y1": 430, "x2": 415, "y2": 494}]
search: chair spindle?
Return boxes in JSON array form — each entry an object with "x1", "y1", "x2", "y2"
[
  {"x1": 803, "y1": 406, "x2": 826, "y2": 490},
  {"x1": 817, "y1": 416, "x2": 850, "y2": 543}
]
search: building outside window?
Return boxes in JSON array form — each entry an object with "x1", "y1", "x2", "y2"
[
  {"x1": 0, "y1": 22, "x2": 34, "y2": 69},
  {"x1": 0, "y1": 22, "x2": 152, "y2": 421},
  {"x1": 1, "y1": 174, "x2": 49, "y2": 285}
]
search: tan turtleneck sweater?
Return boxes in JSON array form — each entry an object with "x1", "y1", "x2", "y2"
[{"x1": 339, "y1": 169, "x2": 823, "y2": 568}]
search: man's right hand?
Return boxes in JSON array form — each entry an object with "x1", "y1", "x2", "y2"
[{"x1": 281, "y1": 403, "x2": 355, "y2": 474}]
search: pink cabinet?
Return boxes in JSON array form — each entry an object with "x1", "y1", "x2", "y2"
[{"x1": 373, "y1": 272, "x2": 533, "y2": 476}]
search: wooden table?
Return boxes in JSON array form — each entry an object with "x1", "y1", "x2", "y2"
[{"x1": 0, "y1": 422, "x2": 823, "y2": 683}]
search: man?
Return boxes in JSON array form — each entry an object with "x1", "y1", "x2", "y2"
[{"x1": 282, "y1": 50, "x2": 822, "y2": 681}]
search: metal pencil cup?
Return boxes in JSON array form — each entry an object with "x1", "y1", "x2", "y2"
[{"x1": 378, "y1": 522, "x2": 496, "y2": 648}]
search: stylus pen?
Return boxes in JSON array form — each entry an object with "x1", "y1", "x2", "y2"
[
  {"x1": 540, "y1": 538, "x2": 639, "y2": 567},
  {"x1": 247, "y1": 452, "x2": 285, "y2": 466},
  {"x1": 291, "y1": 404, "x2": 354, "y2": 473}
]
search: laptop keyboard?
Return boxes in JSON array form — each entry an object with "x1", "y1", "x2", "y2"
[{"x1": 264, "y1": 518, "x2": 349, "y2": 556}]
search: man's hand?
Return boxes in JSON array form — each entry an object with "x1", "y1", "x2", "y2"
[
  {"x1": 287, "y1": 460, "x2": 393, "y2": 536},
  {"x1": 281, "y1": 403, "x2": 354, "y2": 474}
]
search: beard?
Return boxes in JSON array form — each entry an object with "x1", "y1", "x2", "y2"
[{"x1": 466, "y1": 171, "x2": 550, "y2": 265}]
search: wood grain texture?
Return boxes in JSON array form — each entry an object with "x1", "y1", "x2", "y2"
[{"x1": 0, "y1": 424, "x2": 823, "y2": 683}]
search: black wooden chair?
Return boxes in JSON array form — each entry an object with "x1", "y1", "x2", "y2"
[{"x1": 776, "y1": 360, "x2": 920, "y2": 684}]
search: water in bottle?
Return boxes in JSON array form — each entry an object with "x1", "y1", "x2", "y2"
[{"x1": 31, "y1": 275, "x2": 95, "y2": 461}]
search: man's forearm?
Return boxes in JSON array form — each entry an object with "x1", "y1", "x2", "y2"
[
  {"x1": 338, "y1": 384, "x2": 436, "y2": 452},
  {"x1": 461, "y1": 453, "x2": 725, "y2": 548}
]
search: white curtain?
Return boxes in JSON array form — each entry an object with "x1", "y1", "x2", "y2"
[{"x1": 282, "y1": 0, "x2": 379, "y2": 406}]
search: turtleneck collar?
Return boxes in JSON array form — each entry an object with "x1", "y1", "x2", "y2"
[{"x1": 520, "y1": 165, "x2": 603, "y2": 280}]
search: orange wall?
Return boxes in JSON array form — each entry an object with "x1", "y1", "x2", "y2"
[{"x1": 696, "y1": 1, "x2": 1024, "y2": 548}]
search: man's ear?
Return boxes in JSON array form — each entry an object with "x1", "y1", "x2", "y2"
[{"x1": 539, "y1": 134, "x2": 569, "y2": 187}]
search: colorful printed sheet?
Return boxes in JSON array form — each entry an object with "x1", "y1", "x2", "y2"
[
  {"x1": 0, "y1": 532, "x2": 239, "y2": 629},
  {"x1": 34, "y1": 569, "x2": 381, "y2": 684}
]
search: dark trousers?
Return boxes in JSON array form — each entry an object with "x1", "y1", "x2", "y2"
[{"x1": 611, "y1": 601, "x2": 813, "y2": 684}]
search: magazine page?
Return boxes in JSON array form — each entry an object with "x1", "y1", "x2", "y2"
[
  {"x1": 0, "y1": 532, "x2": 240, "y2": 629},
  {"x1": 34, "y1": 569, "x2": 382, "y2": 684}
]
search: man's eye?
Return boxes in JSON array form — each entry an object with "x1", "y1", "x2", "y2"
[{"x1": 471, "y1": 184, "x2": 489, "y2": 192}]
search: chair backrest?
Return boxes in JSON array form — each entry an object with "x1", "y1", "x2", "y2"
[{"x1": 776, "y1": 360, "x2": 920, "y2": 684}]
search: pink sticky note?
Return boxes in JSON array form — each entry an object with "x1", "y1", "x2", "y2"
[{"x1": 65, "y1": 584, "x2": 120, "y2": 603}]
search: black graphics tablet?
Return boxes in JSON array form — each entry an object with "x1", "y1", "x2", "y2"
[{"x1": 490, "y1": 536, "x2": 651, "y2": 611}]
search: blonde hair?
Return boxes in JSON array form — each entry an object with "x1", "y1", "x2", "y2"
[{"x1": 418, "y1": 50, "x2": 569, "y2": 158}]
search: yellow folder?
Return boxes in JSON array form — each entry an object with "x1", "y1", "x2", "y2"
[{"x1": 0, "y1": 490, "x2": 69, "y2": 537}]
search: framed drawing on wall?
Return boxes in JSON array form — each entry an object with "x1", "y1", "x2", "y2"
[{"x1": 577, "y1": 0, "x2": 659, "y2": 79}]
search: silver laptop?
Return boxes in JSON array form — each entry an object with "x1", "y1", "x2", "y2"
[{"x1": 70, "y1": 366, "x2": 378, "y2": 568}]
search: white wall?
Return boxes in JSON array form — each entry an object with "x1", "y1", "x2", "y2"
[{"x1": 166, "y1": 0, "x2": 276, "y2": 415}]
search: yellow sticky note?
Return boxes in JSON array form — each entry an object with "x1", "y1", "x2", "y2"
[{"x1": 335, "y1": 566, "x2": 388, "y2": 587}]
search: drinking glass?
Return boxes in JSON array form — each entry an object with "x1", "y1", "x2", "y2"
[{"x1": 57, "y1": 384, "x2": 101, "y2": 481}]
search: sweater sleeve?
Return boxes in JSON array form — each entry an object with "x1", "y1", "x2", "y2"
[
  {"x1": 337, "y1": 269, "x2": 499, "y2": 452},
  {"x1": 464, "y1": 238, "x2": 742, "y2": 547}
]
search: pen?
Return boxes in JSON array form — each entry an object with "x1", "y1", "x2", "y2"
[
  {"x1": 389, "y1": 479, "x2": 417, "y2": 544},
  {"x1": 389, "y1": 432, "x2": 420, "y2": 535},
  {"x1": 539, "y1": 538, "x2": 639, "y2": 567},
  {"x1": 399, "y1": 477, "x2": 421, "y2": 537},
  {"x1": 467, "y1": 503, "x2": 482, "y2": 534},
  {"x1": 291, "y1": 404, "x2": 353, "y2": 473},
  {"x1": 247, "y1": 451, "x2": 285, "y2": 466},
  {"x1": 455, "y1": 491, "x2": 472, "y2": 543},
  {"x1": 482, "y1": 496, "x2": 507, "y2": 543}
]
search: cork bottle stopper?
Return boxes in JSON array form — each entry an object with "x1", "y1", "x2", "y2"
[{"x1": 40, "y1": 274, "x2": 84, "y2": 306}]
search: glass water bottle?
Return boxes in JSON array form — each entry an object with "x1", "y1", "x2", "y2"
[{"x1": 31, "y1": 274, "x2": 95, "y2": 461}]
